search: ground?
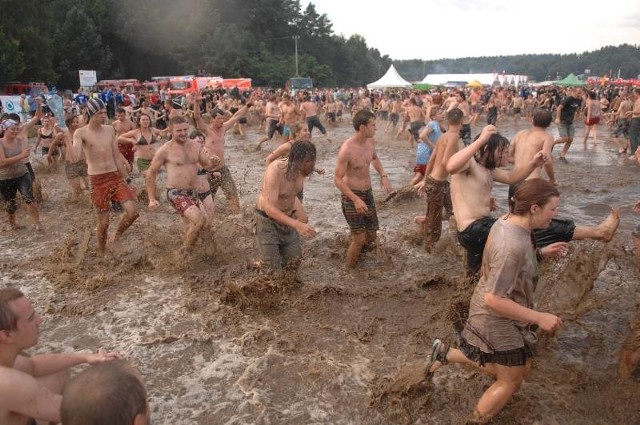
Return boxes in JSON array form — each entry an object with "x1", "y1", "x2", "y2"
[{"x1": 1, "y1": 115, "x2": 639, "y2": 424}]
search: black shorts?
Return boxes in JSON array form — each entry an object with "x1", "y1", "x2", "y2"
[{"x1": 459, "y1": 333, "x2": 533, "y2": 367}]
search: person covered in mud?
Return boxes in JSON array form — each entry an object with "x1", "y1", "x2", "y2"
[
  {"x1": 146, "y1": 116, "x2": 221, "y2": 256},
  {"x1": 0, "y1": 112, "x2": 44, "y2": 231},
  {"x1": 414, "y1": 108, "x2": 460, "y2": 253},
  {"x1": 71, "y1": 98, "x2": 139, "y2": 255},
  {"x1": 423, "y1": 179, "x2": 564, "y2": 424},
  {"x1": 447, "y1": 126, "x2": 619, "y2": 277},
  {"x1": 264, "y1": 121, "x2": 325, "y2": 200},
  {"x1": 0, "y1": 287, "x2": 122, "y2": 425},
  {"x1": 255, "y1": 140, "x2": 318, "y2": 274},
  {"x1": 193, "y1": 94, "x2": 252, "y2": 214},
  {"x1": 334, "y1": 109, "x2": 393, "y2": 268},
  {"x1": 61, "y1": 360, "x2": 150, "y2": 425}
]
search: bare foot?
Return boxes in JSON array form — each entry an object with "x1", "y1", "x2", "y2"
[
  {"x1": 413, "y1": 215, "x2": 426, "y2": 225},
  {"x1": 598, "y1": 208, "x2": 620, "y2": 242}
]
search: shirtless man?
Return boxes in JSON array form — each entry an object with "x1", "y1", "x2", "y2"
[
  {"x1": 194, "y1": 97, "x2": 252, "y2": 213},
  {"x1": 388, "y1": 95, "x2": 403, "y2": 134},
  {"x1": 147, "y1": 115, "x2": 221, "y2": 255},
  {"x1": 453, "y1": 91, "x2": 472, "y2": 146},
  {"x1": 71, "y1": 98, "x2": 139, "y2": 255},
  {"x1": 511, "y1": 95, "x2": 524, "y2": 125},
  {"x1": 447, "y1": 126, "x2": 619, "y2": 277},
  {"x1": 280, "y1": 94, "x2": 301, "y2": 142},
  {"x1": 256, "y1": 94, "x2": 282, "y2": 150},
  {"x1": 0, "y1": 287, "x2": 121, "y2": 425},
  {"x1": 611, "y1": 91, "x2": 632, "y2": 154},
  {"x1": 300, "y1": 94, "x2": 330, "y2": 141},
  {"x1": 255, "y1": 140, "x2": 317, "y2": 273},
  {"x1": 335, "y1": 109, "x2": 393, "y2": 268},
  {"x1": 51, "y1": 115, "x2": 90, "y2": 200},
  {"x1": 112, "y1": 107, "x2": 136, "y2": 166},
  {"x1": 508, "y1": 108, "x2": 557, "y2": 195},
  {"x1": 626, "y1": 88, "x2": 640, "y2": 160},
  {"x1": 415, "y1": 108, "x2": 462, "y2": 252},
  {"x1": 406, "y1": 98, "x2": 425, "y2": 149}
]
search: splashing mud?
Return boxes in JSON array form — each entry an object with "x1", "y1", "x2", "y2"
[{"x1": 2, "y1": 119, "x2": 639, "y2": 423}]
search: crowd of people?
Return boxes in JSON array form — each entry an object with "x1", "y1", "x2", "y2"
[{"x1": 1, "y1": 81, "x2": 640, "y2": 424}]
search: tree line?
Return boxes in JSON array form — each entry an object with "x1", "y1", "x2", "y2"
[{"x1": 1, "y1": 0, "x2": 638, "y2": 90}]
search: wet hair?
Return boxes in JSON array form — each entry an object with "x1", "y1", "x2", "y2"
[
  {"x1": 169, "y1": 115, "x2": 188, "y2": 127},
  {"x1": 61, "y1": 360, "x2": 147, "y2": 425},
  {"x1": 510, "y1": 178, "x2": 559, "y2": 216},
  {"x1": 352, "y1": 109, "x2": 376, "y2": 131},
  {"x1": 456, "y1": 91, "x2": 466, "y2": 101},
  {"x1": 0, "y1": 287, "x2": 24, "y2": 331},
  {"x1": 7, "y1": 113, "x2": 21, "y2": 122},
  {"x1": 286, "y1": 140, "x2": 316, "y2": 180},
  {"x1": 588, "y1": 91, "x2": 596, "y2": 100},
  {"x1": 447, "y1": 107, "x2": 463, "y2": 125},
  {"x1": 116, "y1": 107, "x2": 126, "y2": 114},
  {"x1": 532, "y1": 109, "x2": 552, "y2": 128},
  {"x1": 476, "y1": 132, "x2": 510, "y2": 170}
]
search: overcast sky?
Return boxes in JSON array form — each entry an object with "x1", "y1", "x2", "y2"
[{"x1": 304, "y1": 0, "x2": 640, "y2": 61}]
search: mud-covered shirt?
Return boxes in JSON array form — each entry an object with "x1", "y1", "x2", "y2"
[{"x1": 463, "y1": 218, "x2": 538, "y2": 352}]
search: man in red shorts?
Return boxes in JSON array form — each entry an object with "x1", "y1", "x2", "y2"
[{"x1": 71, "y1": 98, "x2": 139, "y2": 255}]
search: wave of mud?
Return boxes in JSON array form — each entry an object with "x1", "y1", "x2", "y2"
[{"x1": 2, "y1": 120, "x2": 640, "y2": 423}]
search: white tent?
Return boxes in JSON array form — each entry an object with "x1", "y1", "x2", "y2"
[{"x1": 366, "y1": 65, "x2": 412, "y2": 89}]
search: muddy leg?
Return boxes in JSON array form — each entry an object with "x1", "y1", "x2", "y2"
[{"x1": 346, "y1": 232, "x2": 367, "y2": 268}]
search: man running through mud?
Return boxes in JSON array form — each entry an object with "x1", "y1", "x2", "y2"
[
  {"x1": 335, "y1": 109, "x2": 393, "y2": 268},
  {"x1": 255, "y1": 140, "x2": 317, "y2": 274},
  {"x1": 447, "y1": 126, "x2": 620, "y2": 278},
  {"x1": 71, "y1": 98, "x2": 139, "y2": 255},
  {"x1": 193, "y1": 95, "x2": 252, "y2": 214},
  {"x1": 146, "y1": 116, "x2": 221, "y2": 256}
]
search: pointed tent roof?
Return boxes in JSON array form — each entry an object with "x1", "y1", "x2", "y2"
[
  {"x1": 366, "y1": 65, "x2": 411, "y2": 89},
  {"x1": 554, "y1": 73, "x2": 585, "y2": 87}
]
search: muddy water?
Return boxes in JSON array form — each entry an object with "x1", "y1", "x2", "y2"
[{"x1": 1, "y1": 117, "x2": 639, "y2": 424}]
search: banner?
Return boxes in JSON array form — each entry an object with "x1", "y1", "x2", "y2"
[
  {"x1": 79, "y1": 70, "x2": 97, "y2": 87},
  {"x1": 0, "y1": 95, "x2": 24, "y2": 114}
]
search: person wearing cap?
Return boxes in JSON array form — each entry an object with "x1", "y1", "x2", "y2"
[
  {"x1": 0, "y1": 102, "x2": 44, "y2": 230},
  {"x1": 71, "y1": 98, "x2": 139, "y2": 255}
]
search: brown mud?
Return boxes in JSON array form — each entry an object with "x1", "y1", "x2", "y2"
[{"x1": 2, "y1": 117, "x2": 640, "y2": 424}]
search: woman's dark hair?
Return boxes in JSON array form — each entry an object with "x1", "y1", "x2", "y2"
[
  {"x1": 510, "y1": 178, "x2": 560, "y2": 216},
  {"x1": 476, "y1": 132, "x2": 510, "y2": 170}
]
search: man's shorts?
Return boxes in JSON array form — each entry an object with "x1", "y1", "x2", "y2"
[
  {"x1": 390, "y1": 113, "x2": 400, "y2": 126},
  {"x1": 513, "y1": 107, "x2": 522, "y2": 114},
  {"x1": 282, "y1": 124, "x2": 292, "y2": 139},
  {"x1": 558, "y1": 123, "x2": 575, "y2": 139},
  {"x1": 89, "y1": 171, "x2": 135, "y2": 212},
  {"x1": 409, "y1": 121, "x2": 425, "y2": 140},
  {"x1": 65, "y1": 160, "x2": 88, "y2": 179},
  {"x1": 118, "y1": 143, "x2": 135, "y2": 164},
  {"x1": 612, "y1": 118, "x2": 630, "y2": 138},
  {"x1": 166, "y1": 188, "x2": 198, "y2": 215},
  {"x1": 341, "y1": 188, "x2": 379, "y2": 233},
  {"x1": 459, "y1": 332, "x2": 533, "y2": 368},
  {"x1": 267, "y1": 119, "x2": 283, "y2": 139},
  {"x1": 255, "y1": 209, "x2": 301, "y2": 271}
]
